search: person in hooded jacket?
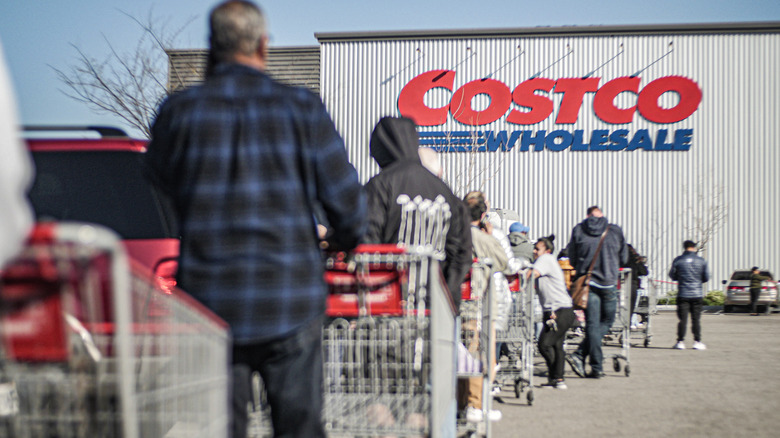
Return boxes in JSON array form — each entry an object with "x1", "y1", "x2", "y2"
[
  {"x1": 565, "y1": 206, "x2": 628, "y2": 379},
  {"x1": 363, "y1": 116, "x2": 472, "y2": 307},
  {"x1": 508, "y1": 222, "x2": 534, "y2": 265}
]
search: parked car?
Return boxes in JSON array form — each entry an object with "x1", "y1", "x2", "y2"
[
  {"x1": 722, "y1": 269, "x2": 777, "y2": 313},
  {"x1": 24, "y1": 126, "x2": 179, "y2": 290}
]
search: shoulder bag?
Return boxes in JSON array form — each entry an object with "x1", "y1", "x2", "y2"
[{"x1": 569, "y1": 228, "x2": 609, "y2": 310}]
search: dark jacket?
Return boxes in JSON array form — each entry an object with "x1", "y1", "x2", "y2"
[
  {"x1": 623, "y1": 247, "x2": 649, "y2": 290},
  {"x1": 668, "y1": 250, "x2": 710, "y2": 298},
  {"x1": 750, "y1": 272, "x2": 771, "y2": 290},
  {"x1": 363, "y1": 117, "x2": 472, "y2": 307},
  {"x1": 567, "y1": 216, "x2": 628, "y2": 287}
]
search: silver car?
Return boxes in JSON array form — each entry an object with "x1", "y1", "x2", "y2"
[{"x1": 722, "y1": 270, "x2": 777, "y2": 313}]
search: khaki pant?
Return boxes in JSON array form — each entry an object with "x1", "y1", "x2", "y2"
[{"x1": 457, "y1": 318, "x2": 496, "y2": 410}]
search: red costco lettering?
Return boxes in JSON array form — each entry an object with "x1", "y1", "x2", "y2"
[
  {"x1": 637, "y1": 76, "x2": 703, "y2": 124},
  {"x1": 397, "y1": 71, "x2": 702, "y2": 126},
  {"x1": 507, "y1": 78, "x2": 555, "y2": 125},
  {"x1": 451, "y1": 78, "x2": 511, "y2": 125},
  {"x1": 593, "y1": 76, "x2": 640, "y2": 124},
  {"x1": 552, "y1": 78, "x2": 600, "y2": 124},
  {"x1": 397, "y1": 70, "x2": 455, "y2": 126}
]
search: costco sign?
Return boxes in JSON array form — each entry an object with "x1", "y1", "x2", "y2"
[{"x1": 398, "y1": 70, "x2": 702, "y2": 152}]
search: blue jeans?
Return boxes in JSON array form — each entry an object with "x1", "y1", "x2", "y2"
[{"x1": 574, "y1": 286, "x2": 617, "y2": 374}]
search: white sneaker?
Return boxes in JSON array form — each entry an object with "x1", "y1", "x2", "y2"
[
  {"x1": 491, "y1": 385, "x2": 501, "y2": 396},
  {"x1": 465, "y1": 406, "x2": 502, "y2": 423},
  {"x1": 465, "y1": 406, "x2": 482, "y2": 423},
  {"x1": 673, "y1": 341, "x2": 686, "y2": 350},
  {"x1": 693, "y1": 341, "x2": 707, "y2": 350}
]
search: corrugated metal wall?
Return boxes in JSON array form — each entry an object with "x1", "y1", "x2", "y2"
[{"x1": 320, "y1": 28, "x2": 780, "y2": 288}]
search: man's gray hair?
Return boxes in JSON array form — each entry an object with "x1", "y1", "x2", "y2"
[
  {"x1": 209, "y1": 1, "x2": 267, "y2": 62},
  {"x1": 418, "y1": 147, "x2": 442, "y2": 178}
]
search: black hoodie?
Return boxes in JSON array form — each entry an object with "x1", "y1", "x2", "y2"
[
  {"x1": 363, "y1": 117, "x2": 472, "y2": 307},
  {"x1": 567, "y1": 215, "x2": 628, "y2": 287}
]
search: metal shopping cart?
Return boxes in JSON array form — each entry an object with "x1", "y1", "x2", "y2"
[
  {"x1": 0, "y1": 222, "x2": 231, "y2": 438},
  {"x1": 603, "y1": 268, "x2": 633, "y2": 376},
  {"x1": 632, "y1": 279, "x2": 659, "y2": 347},
  {"x1": 323, "y1": 195, "x2": 458, "y2": 438},
  {"x1": 494, "y1": 273, "x2": 535, "y2": 404},
  {"x1": 457, "y1": 258, "x2": 502, "y2": 438},
  {"x1": 249, "y1": 195, "x2": 459, "y2": 438}
]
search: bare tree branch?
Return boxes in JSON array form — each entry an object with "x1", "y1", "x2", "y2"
[{"x1": 50, "y1": 9, "x2": 194, "y2": 138}]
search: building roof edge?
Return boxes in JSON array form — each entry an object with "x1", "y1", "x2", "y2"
[{"x1": 315, "y1": 21, "x2": 780, "y2": 42}]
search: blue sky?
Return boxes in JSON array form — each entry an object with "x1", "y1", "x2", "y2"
[{"x1": 1, "y1": 0, "x2": 779, "y2": 137}]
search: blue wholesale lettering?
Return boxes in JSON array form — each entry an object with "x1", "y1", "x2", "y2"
[{"x1": 419, "y1": 129, "x2": 693, "y2": 152}]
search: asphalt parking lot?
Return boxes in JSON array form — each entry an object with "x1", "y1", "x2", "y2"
[{"x1": 489, "y1": 309, "x2": 780, "y2": 437}]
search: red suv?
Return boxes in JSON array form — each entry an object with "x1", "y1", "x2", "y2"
[{"x1": 24, "y1": 126, "x2": 179, "y2": 288}]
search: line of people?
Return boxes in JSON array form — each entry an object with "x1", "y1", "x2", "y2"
[{"x1": 139, "y1": 2, "x2": 643, "y2": 436}]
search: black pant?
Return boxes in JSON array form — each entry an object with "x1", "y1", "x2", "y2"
[
  {"x1": 676, "y1": 297, "x2": 703, "y2": 342},
  {"x1": 538, "y1": 307, "x2": 575, "y2": 381},
  {"x1": 750, "y1": 288, "x2": 761, "y2": 314},
  {"x1": 231, "y1": 316, "x2": 326, "y2": 438}
]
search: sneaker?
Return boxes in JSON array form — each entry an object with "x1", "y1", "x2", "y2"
[
  {"x1": 673, "y1": 341, "x2": 686, "y2": 350},
  {"x1": 566, "y1": 354, "x2": 586, "y2": 378},
  {"x1": 491, "y1": 385, "x2": 502, "y2": 396},
  {"x1": 555, "y1": 380, "x2": 568, "y2": 390},
  {"x1": 465, "y1": 406, "x2": 502, "y2": 423},
  {"x1": 693, "y1": 341, "x2": 707, "y2": 350},
  {"x1": 465, "y1": 406, "x2": 483, "y2": 423}
]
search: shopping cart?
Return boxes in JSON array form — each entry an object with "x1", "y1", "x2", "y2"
[
  {"x1": 494, "y1": 272, "x2": 535, "y2": 404},
  {"x1": 249, "y1": 195, "x2": 459, "y2": 438},
  {"x1": 0, "y1": 222, "x2": 230, "y2": 438},
  {"x1": 457, "y1": 258, "x2": 500, "y2": 438},
  {"x1": 633, "y1": 279, "x2": 659, "y2": 347},
  {"x1": 603, "y1": 268, "x2": 633, "y2": 376}
]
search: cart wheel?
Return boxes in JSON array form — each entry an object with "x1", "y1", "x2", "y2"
[
  {"x1": 514, "y1": 380, "x2": 522, "y2": 399},
  {"x1": 527, "y1": 389, "x2": 534, "y2": 405},
  {"x1": 613, "y1": 358, "x2": 621, "y2": 372},
  {"x1": 625, "y1": 365, "x2": 631, "y2": 377},
  {"x1": 644, "y1": 338, "x2": 650, "y2": 348}
]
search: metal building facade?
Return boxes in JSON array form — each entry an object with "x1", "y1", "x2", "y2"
[{"x1": 317, "y1": 23, "x2": 780, "y2": 287}]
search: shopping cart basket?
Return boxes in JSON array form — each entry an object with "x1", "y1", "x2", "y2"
[
  {"x1": 494, "y1": 271, "x2": 535, "y2": 404},
  {"x1": 250, "y1": 194, "x2": 459, "y2": 438},
  {"x1": 0, "y1": 222, "x2": 230, "y2": 438},
  {"x1": 604, "y1": 267, "x2": 633, "y2": 376}
]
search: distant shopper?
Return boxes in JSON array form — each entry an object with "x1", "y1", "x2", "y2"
[
  {"x1": 623, "y1": 244, "x2": 649, "y2": 327},
  {"x1": 566, "y1": 206, "x2": 628, "y2": 379},
  {"x1": 458, "y1": 191, "x2": 507, "y2": 423},
  {"x1": 668, "y1": 240, "x2": 710, "y2": 350},
  {"x1": 0, "y1": 38, "x2": 34, "y2": 269},
  {"x1": 749, "y1": 266, "x2": 772, "y2": 316},
  {"x1": 508, "y1": 222, "x2": 533, "y2": 265},
  {"x1": 527, "y1": 235, "x2": 574, "y2": 389},
  {"x1": 145, "y1": 2, "x2": 366, "y2": 437}
]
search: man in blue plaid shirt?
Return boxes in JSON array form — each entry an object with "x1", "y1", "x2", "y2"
[{"x1": 145, "y1": 2, "x2": 366, "y2": 436}]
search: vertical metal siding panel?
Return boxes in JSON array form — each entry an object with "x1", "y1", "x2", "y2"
[{"x1": 321, "y1": 31, "x2": 780, "y2": 287}]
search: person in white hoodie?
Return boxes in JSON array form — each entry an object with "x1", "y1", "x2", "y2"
[{"x1": 0, "y1": 38, "x2": 34, "y2": 269}]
